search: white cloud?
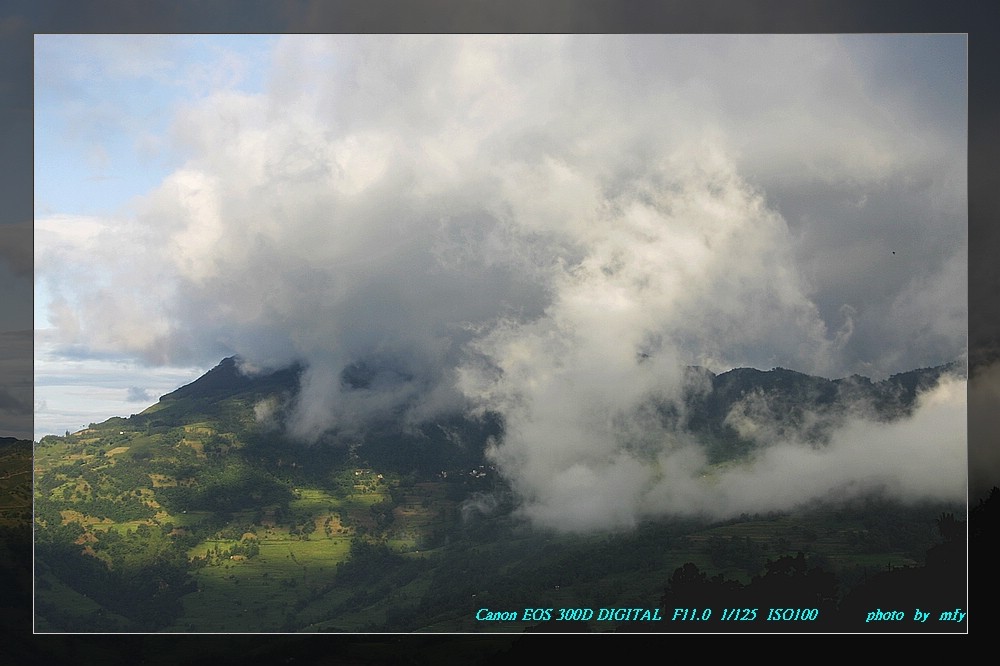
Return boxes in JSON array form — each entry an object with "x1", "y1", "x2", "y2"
[{"x1": 34, "y1": 34, "x2": 967, "y2": 525}]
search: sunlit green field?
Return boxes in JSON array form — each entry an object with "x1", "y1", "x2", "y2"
[{"x1": 170, "y1": 533, "x2": 353, "y2": 632}]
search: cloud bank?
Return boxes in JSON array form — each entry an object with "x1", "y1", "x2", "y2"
[{"x1": 35, "y1": 35, "x2": 967, "y2": 528}]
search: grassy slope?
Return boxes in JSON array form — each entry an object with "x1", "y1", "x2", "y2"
[{"x1": 31, "y1": 383, "x2": 965, "y2": 634}]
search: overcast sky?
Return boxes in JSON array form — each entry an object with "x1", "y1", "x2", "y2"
[{"x1": 33, "y1": 34, "x2": 968, "y2": 527}]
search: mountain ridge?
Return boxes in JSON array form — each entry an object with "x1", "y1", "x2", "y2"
[
  {"x1": 155, "y1": 355, "x2": 961, "y2": 419},
  {"x1": 115, "y1": 355, "x2": 964, "y2": 472}
]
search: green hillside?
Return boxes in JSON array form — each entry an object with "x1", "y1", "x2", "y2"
[{"x1": 31, "y1": 359, "x2": 967, "y2": 633}]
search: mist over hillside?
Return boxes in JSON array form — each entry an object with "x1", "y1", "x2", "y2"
[
  {"x1": 126, "y1": 355, "x2": 967, "y2": 533},
  {"x1": 30, "y1": 354, "x2": 969, "y2": 634}
]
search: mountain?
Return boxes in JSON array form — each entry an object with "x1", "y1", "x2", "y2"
[
  {"x1": 161, "y1": 356, "x2": 305, "y2": 402},
  {"x1": 131, "y1": 356, "x2": 958, "y2": 469},
  {"x1": 31, "y1": 359, "x2": 966, "y2": 633},
  {"x1": 130, "y1": 356, "x2": 504, "y2": 475},
  {"x1": 680, "y1": 362, "x2": 960, "y2": 462}
]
